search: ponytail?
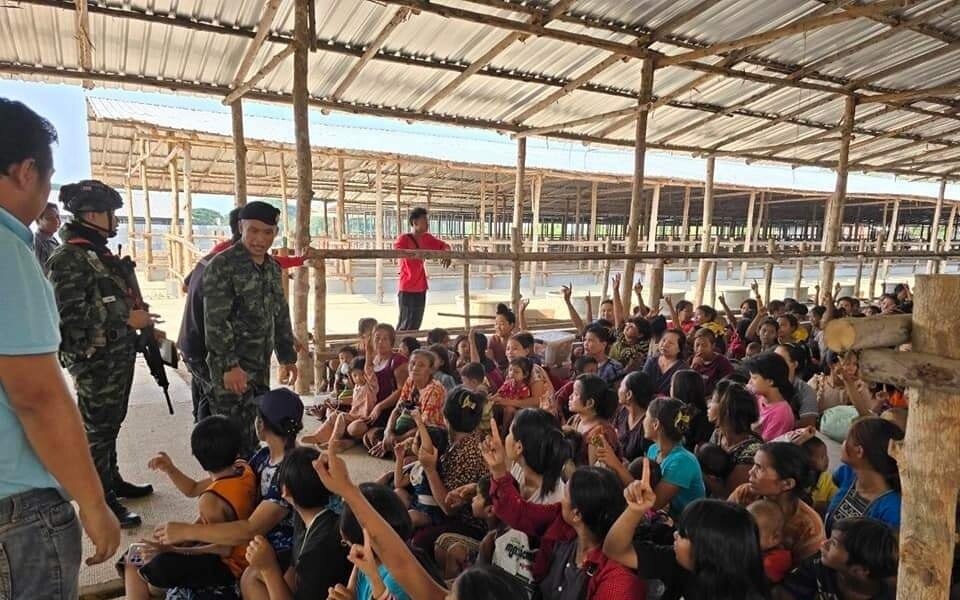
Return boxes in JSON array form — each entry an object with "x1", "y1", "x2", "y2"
[
  {"x1": 848, "y1": 417, "x2": 905, "y2": 492},
  {"x1": 648, "y1": 397, "x2": 694, "y2": 442},
  {"x1": 511, "y1": 409, "x2": 568, "y2": 501}
]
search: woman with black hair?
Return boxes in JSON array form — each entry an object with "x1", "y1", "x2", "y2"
[
  {"x1": 702, "y1": 380, "x2": 762, "y2": 497},
  {"x1": 729, "y1": 442, "x2": 825, "y2": 565},
  {"x1": 614, "y1": 371, "x2": 654, "y2": 462},
  {"x1": 605, "y1": 464, "x2": 770, "y2": 600},
  {"x1": 641, "y1": 329, "x2": 689, "y2": 397},
  {"x1": 774, "y1": 344, "x2": 819, "y2": 428},
  {"x1": 643, "y1": 397, "x2": 706, "y2": 519},
  {"x1": 670, "y1": 369, "x2": 714, "y2": 450},
  {"x1": 746, "y1": 353, "x2": 797, "y2": 441},
  {"x1": 567, "y1": 374, "x2": 621, "y2": 467},
  {"x1": 489, "y1": 303, "x2": 517, "y2": 370},
  {"x1": 466, "y1": 328, "x2": 504, "y2": 392},
  {"x1": 429, "y1": 343, "x2": 459, "y2": 391},
  {"x1": 583, "y1": 323, "x2": 624, "y2": 384},
  {"x1": 825, "y1": 416, "x2": 903, "y2": 532},
  {"x1": 482, "y1": 421, "x2": 646, "y2": 600}
]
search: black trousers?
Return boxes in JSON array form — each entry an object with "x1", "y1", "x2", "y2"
[
  {"x1": 186, "y1": 360, "x2": 213, "y2": 422},
  {"x1": 397, "y1": 291, "x2": 427, "y2": 332}
]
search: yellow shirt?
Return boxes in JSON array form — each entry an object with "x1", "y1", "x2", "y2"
[{"x1": 812, "y1": 470, "x2": 838, "y2": 507}]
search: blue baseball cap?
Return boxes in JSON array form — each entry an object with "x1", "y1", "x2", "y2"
[{"x1": 255, "y1": 388, "x2": 304, "y2": 428}]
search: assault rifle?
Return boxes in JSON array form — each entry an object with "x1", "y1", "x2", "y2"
[{"x1": 117, "y1": 251, "x2": 178, "y2": 414}]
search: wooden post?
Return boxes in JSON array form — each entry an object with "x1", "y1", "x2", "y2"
[
  {"x1": 375, "y1": 161, "x2": 385, "y2": 304},
  {"x1": 396, "y1": 166, "x2": 403, "y2": 239},
  {"x1": 589, "y1": 181, "x2": 599, "y2": 270},
  {"x1": 794, "y1": 242, "x2": 805, "y2": 300},
  {"x1": 883, "y1": 198, "x2": 901, "y2": 281},
  {"x1": 763, "y1": 238, "x2": 775, "y2": 306},
  {"x1": 821, "y1": 96, "x2": 856, "y2": 295},
  {"x1": 313, "y1": 253, "x2": 327, "y2": 394},
  {"x1": 896, "y1": 274, "x2": 960, "y2": 599},
  {"x1": 529, "y1": 175, "x2": 542, "y2": 295},
  {"x1": 279, "y1": 152, "x2": 290, "y2": 247},
  {"x1": 854, "y1": 238, "x2": 866, "y2": 298},
  {"x1": 462, "y1": 237, "x2": 471, "y2": 330},
  {"x1": 946, "y1": 203, "x2": 958, "y2": 253},
  {"x1": 138, "y1": 139, "x2": 153, "y2": 268},
  {"x1": 649, "y1": 257, "x2": 665, "y2": 315},
  {"x1": 644, "y1": 184, "x2": 661, "y2": 299},
  {"x1": 168, "y1": 157, "x2": 180, "y2": 281},
  {"x1": 182, "y1": 143, "x2": 193, "y2": 249},
  {"x1": 124, "y1": 175, "x2": 136, "y2": 261},
  {"x1": 694, "y1": 156, "x2": 716, "y2": 306},
  {"x1": 492, "y1": 181, "x2": 499, "y2": 240},
  {"x1": 927, "y1": 179, "x2": 946, "y2": 274},
  {"x1": 868, "y1": 233, "x2": 883, "y2": 301},
  {"x1": 709, "y1": 238, "x2": 720, "y2": 307},
  {"x1": 602, "y1": 237, "x2": 614, "y2": 301},
  {"x1": 740, "y1": 191, "x2": 757, "y2": 284},
  {"x1": 511, "y1": 227, "x2": 522, "y2": 317},
  {"x1": 292, "y1": 0, "x2": 312, "y2": 394},
  {"x1": 479, "y1": 176, "x2": 486, "y2": 241},
  {"x1": 574, "y1": 184, "x2": 582, "y2": 241},
  {"x1": 622, "y1": 57, "x2": 655, "y2": 311},
  {"x1": 231, "y1": 99, "x2": 248, "y2": 207}
]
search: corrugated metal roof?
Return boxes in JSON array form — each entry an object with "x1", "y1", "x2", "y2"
[{"x1": 3, "y1": 0, "x2": 960, "y2": 183}]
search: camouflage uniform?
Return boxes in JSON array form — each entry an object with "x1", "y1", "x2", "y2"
[
  {"x1": 202, "y1": 242, "x2": 296, "y2": 456},
  {"x1": 47, "y1": 223, "x2": 137, "y2": 494}
]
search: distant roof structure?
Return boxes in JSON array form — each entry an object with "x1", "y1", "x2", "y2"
[
  {"x1": 87, "y1": 96, "x2": 947, "y2": 225},
  {"x1": 5, "y1": 0, "x2": 960, "y2": 183}
]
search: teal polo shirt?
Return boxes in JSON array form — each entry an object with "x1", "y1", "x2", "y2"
[{"x1": 0, "y1": 205, "x2": 60, "y2": 497}]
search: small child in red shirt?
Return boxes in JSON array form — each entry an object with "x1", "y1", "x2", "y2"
[{"x1": 748, "y1": 499, "x2": 793, "y2": 584}]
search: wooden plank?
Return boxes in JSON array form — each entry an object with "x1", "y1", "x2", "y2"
[
  {"x1": 329, "y1": 8, "x2": 412, "y2": 101},
  {"x1": 224, "y1": 44, "x2": 296, "y2": 105}
]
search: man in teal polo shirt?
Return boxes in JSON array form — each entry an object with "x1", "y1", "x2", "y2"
[{"x1": 0, "y1": 98, "x2": 120, "y2": 598}]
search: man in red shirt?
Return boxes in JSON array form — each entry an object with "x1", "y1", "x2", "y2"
[{"x1": 394, "y1": 207, "x2": 450, "y2": 331}]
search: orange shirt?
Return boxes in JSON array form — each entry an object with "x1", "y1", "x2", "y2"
[
  {"x1": 728, "y1": 483, "x2": 825, "y2": 566},
  {"x1": 203, "y1": 461, "x2": 258, "y2": 577}
]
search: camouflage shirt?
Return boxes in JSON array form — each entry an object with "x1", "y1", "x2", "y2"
[
  {"x1": 202, "y1": 242, "x2": 297, "y2": 380},
  {"x1": 47, "y1": 224, "x2": 136, "y2": 367}
]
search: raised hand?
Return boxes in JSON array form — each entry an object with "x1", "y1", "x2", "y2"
[
  {"x1": 612, "y1": 273, "x2": 622, "y2": 290},
  {"x1": 313, "y1": 439, "x2": 355, "y2": 497},
  {"x1": 633, "y1": 280, "x2": 643, "y2": 295},
  {"x1": 480, "y1": 418, "x2": 508, "y2": 478},
  {"x1": 624, "y1": 458, "x2": 657, "y2": 515},
  {"x1": 147, "y1": 451, "x2": 174, "y2": 473},
  {"x1": 750, "y1": 280, "x2": 760, "y2": 295},
  {"x1": 561, "y1": 284, "x2": 573, "y2": 303}
]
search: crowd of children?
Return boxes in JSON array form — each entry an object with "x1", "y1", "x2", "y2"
[{"x1": 125, "y1": 278, "x2": 951, "y2": 600}]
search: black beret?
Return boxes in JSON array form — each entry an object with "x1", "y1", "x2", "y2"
[{"x1": 238, "y1": 201, "x2": 280, "y2": 226}]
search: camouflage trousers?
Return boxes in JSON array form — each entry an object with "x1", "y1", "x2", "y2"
[
  {"x1": 69, "y1": 346, "x2": 136, "y2": 493},
  {"x1": 208, "y1": 368, "x2": 270, "y2": 459}
]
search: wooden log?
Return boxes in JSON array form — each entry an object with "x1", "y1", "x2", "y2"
[
  {"x1": 530, "y1": 175, "x2": 542, "y2": 296},
  {"x1": 927, "y1": 179, "x2": 946, "y2": 274},
  {"x1": 602, "y1": 237, "x2": 614, "y2": 301},
  {"x1": 168, "y1": 157, "x2": 180, "y2": 281},
  {"x1": 124, "y1": 175, "x2": 136, "y2": 261},
  {"x1": 622, "y1": 57, "x2": 655, "y2": 311},
  {"x1": 859, "y1": 347, "x2": 960, "y2": 392},
  {"x1": 868, "y1": 234, "x2": 883, "y2": 301},
  {"x1": 740, "y1": 190, "x2": 756, "y2": 284},
  {"x1": 182, "y1": 144, "x2": 193, "y2": 249},
  {"x1": 138, "y1": 139, "x2": 153, "y2": 267},
  {"x1": 793, "y1": 242, "x2": 805, "y2": 299},
  {"x1": 375, "y1": 161, "x2": 384, "y2": 304},
  {"x1": 883, "y1": 199, "x2": 900, "y2": 281},
  {"x1": 396, "y1": 167, "x2": 403, "y2": 239},
  {"x1": 462, "y1": 237, "x2": 471, "y2": 330},
  {"x1": 513, "y1": 137, "x2": 526, "y2": 232},
  {"x1": 854, "y1": 238, "x2": 866, "y2": 297},
  {"x1": 511, "y1": 227, "x2": 522, "y2": 317},
  {"x1": 589, "y1": 181, "x2": 599, "y2": 270},
  {"x1": 231, "y1": 99, "x2": 248, "y2": 207},
  {"x1": 479, "y1": 176, "x2": 486, "y2": 241},
  {"x1": 313, "y1": 252, "x2": 327, "y2": 394},
  {"x1": 292, "y1": 0, "x2": 312, "y2": 395},
  {"x1": 820, "y1": 96, "x2": 856, "y2": 295},
  {"x1": 897, "y1": 274, "x2": 960, "y2": 599},
  {"x1": 709, "y1": 238, "x2": 720, "y2": 306},
  {"x1": 279, "y1": 152, "x2": 290, "y2": 247},
  {"x1": 694, "y1": 156, "x2": 716, "y2": 306},
  {"x1": 763, "y1": 238, "x2": 775, "y2": 306},
  {"x1": 823, "y1": 313, "x2": 912, "y2": 352}
]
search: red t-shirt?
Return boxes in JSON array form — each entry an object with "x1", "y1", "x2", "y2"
[
  {"x1": 210, "y1": 239, "x2": 306, "y2": 269},
  {"x1": 394, "y1": 232, "x2": 449, "y2": 293}
]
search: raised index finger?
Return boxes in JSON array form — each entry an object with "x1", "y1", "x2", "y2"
[
  {"x1": 641, "y1": 457, "x2": 651, "y2": 488},
  {"x1": 489, "y1": 417, "x2": 501, "y2": 442}
]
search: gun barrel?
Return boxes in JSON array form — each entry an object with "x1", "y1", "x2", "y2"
[{"x1": 163, "y1": 388, "x2": 174, "y2": 415}]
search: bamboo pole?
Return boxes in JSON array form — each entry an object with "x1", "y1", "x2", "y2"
[
  {"x1": 313, "y1": 254, "x2": 326, "y2": 394},
  {"x1": 462, "y1": 237, "x2": 471, "y2": 330},
  {"x1": 169, "y1": 157, "x2": 180, "y2": 280},
  {"x1": 821, "y1": 96, "x2": 856, "y2": 295},
  {"x1": 694, "y1": 156, "x2": 716, "y2": 306},
  {"x1": 927, "y1": 179, "x2": 946, "y2": 274},
  {"x1": 511, "y1": 227, "x2": 522, "y2": 316},
  {"x1": 530, "y1": 175, "x2": 542, "y2": 295},
  {"x1": 279, "y1": 152, "x2": 290, "y2": 247},
  {"x1": 883, "y1": 198, "x2": 901, "y2": 281},
  {"x1": 124, "y1": 174, "x2": 136, "y2": 260},
  {"x1": 896, "y1": 274, "x2": 960, "y2": 600},
  {"x1": 709, "y1": 238, "x2": 720, "y2": 307},
  {"x1": 740, "y1": 191, "x2": 756, "y2": 284},
  {"x1": 853, "y1": 238, "x2": 866, "y2": 297},
  {"x1": 375, "y1": 161, "x2": 385, "y2": 304},
  {"x1": 622, "y1": 57, "x2": 655, "y2": 311},
  {"x1": 292, "y1": 0, "x2": 312, "y2": 394},
  {"x1": 868, "y1": 233, "x2": 883, "y2": 300},
  {"x1": 511, "y1": 139, "x2": 526, "y2": 305},
  {"x1": 763, "y1": 239, "x2": 775, "y2": 306},
  {"x1": 183, "y1": 143, "x2": 193, "y2": 249},
  {"x1": 589, "y1": 181, "x2": 599, "y2": 270},
  {"x1": 479, "y1": 176, "x2": 486, "y2": 241},
  {"x1": 644, "y1": 184, "x2": 661, "y2": 298},
  {"x1": 138, "y1": 139, "x2": 153, "y2": 268},
  {"x1": 396, "y1": 167, "x2": 403, "y2": 238},
  {"x1": 602, "y1": 237, "x2": 613, "y2": 302},
  {"x1": 492, "y1": 181, "x2": 499, "y2": 240},
  {"x1": 231, "y1": 99, "x2": 248, "y2": 207},
  {"x1": 793, "y1": 242, "x2": 805, "y2": 299}
]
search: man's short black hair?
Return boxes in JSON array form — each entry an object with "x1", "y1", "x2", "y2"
[
  {"x1": 833, "y1": 517, "x2": 898, "y2": 579},
  {"x1": 191, "y1": 416, "x2": 241, "y2": 472},
  {"x1": 409, "y1": 207, "x2": 428, "y2": 225},
  {"x1": 0, "y1": 99, "x2": 58, "y2": 178},
  {"x1": 278, "y1": 446, "x2": 331, "y2": 509}
]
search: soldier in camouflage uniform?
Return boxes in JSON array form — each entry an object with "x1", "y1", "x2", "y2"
[
  {"x1": 202, "y1": 201, "x2": 298, "y2": 457},
  {"x1": 47, "y1": 180, "x2": 157, "y2": 528}
]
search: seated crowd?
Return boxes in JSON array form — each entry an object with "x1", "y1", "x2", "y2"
[{"x1": 128, "y1": 277, "x2": 941, "y2": 600}]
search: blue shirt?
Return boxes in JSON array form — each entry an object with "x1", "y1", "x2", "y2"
[
  {"x1": 647, "y1": 442, "x2": 706, "y2": 519},
  {"x1": 0, "y1": 206, "x2": 61, "y2": 498},
  {"x1": 826, "y1": 464, "x2": 901, "y2": 532},
  {"x1": 248, "y1": 447, "x2": 294, "y2": 552},
  {"x1": 356, "y1": 564, "x2": 410, "y2": 600}
]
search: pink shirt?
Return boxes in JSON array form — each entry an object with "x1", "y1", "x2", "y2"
[
  {"x1": 756, "y1": 395, "x2": 795, "y2": 441},
  {"x1": 348, "y1": 362, "x2": 380, "y2": 420}
]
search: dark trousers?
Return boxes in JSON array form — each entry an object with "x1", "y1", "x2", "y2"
[
  {"x1": 186, "y1": 360, "x2": 213, "y2": 422},
  {"x1": 397, "y1": 291, "x2": 427, "y2": 332}
]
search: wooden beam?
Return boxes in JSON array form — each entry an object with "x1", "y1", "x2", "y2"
[
  {"x1": 660, "y1": 0, "x2": 921, "y2": 67},
  {"x1": 621, "y1": 57, "x2": 655, "y2": 310},
  {"x1": 927, "y1": 179, "x2": 946, "y2": 273},
  {"x1": 329, "y1": 8, "x2": 412, "y2": 102},
  {"x1": 223, "y1": 44, "x2": 296, "y2": 105},
  {"x1": 512, "y1": 137, "x2": 526, "y2": 232},
  {"x1": 510, "y1": 53, "x2": 628, "y2": 124},
  {"x1": 694, "y1": 156, "x2": 716, "y2": 306},
  {"x1": 74, "y1": 0, "x2": 93, "y2": 89},
  {"x1": 292, "y1": 0, "x2": 312, "y2": 394},
  {"x1": 231, "y1": 0, "x2": 283, "y2": 86},
  {"x1": 860, "y1": 81, "x2": 960, "y2": 105},
  {"x1": 740, "y1": 190, "x2": 756, "y2": 284},
  {"x1": 375, "y1": 161, "x2": 384, "y2": 304},
  {"x1": 822, "y1": 96, "x2": 857, "y2": 294},
  {"x1": 279, "y1": 152, "x2": 290, "y2": 246},
  {"x1": 231, "y1": 99, "x2": 248, "y2": 207},
  {"x1": 182, "y1": 143, "x2": 193, "y2": 246}
]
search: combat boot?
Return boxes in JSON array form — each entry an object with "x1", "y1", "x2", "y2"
[
  {"x1": 106, "y1": 491, "x2": 142, "y2": 529},
  {"x1": 115, "y1": 479, "x2": 154, "y2": 499}
]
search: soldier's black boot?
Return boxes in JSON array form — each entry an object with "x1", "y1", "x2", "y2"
[
  {"x1": 106, "y1": 491, "x2": 142, "y2": 529},
  {"x1": 115, "y1": 479, "x2": 154, "y2": 499}
]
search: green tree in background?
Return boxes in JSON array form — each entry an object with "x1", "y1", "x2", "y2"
[{"x1": 192, "y1": 208, "x2": 223, "y2": 226}]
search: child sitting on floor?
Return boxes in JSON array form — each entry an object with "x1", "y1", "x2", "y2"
[
  {"x1": 124, "y1": 416, "x2": 256, "y2": 600},
  {"x1": 804, "y1": 436, "x2": 838, "y2": 515},
  {"x1": 394, "y1": 413, "x2": 450, "y2": 528},
  {"x1": 491, "y1": 356, "x2": 535, "y2": 430},
  {"x1": 748, "y1": 499, "x2": 793, "y2": 584},
  {"x1": 304, "y1": 333, "x2": 377, "y2": 449}
]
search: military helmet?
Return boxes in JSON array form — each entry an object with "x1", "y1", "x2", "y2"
[{"x1": 60, "y1": 180, "x2": 123, "y2": 213}]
